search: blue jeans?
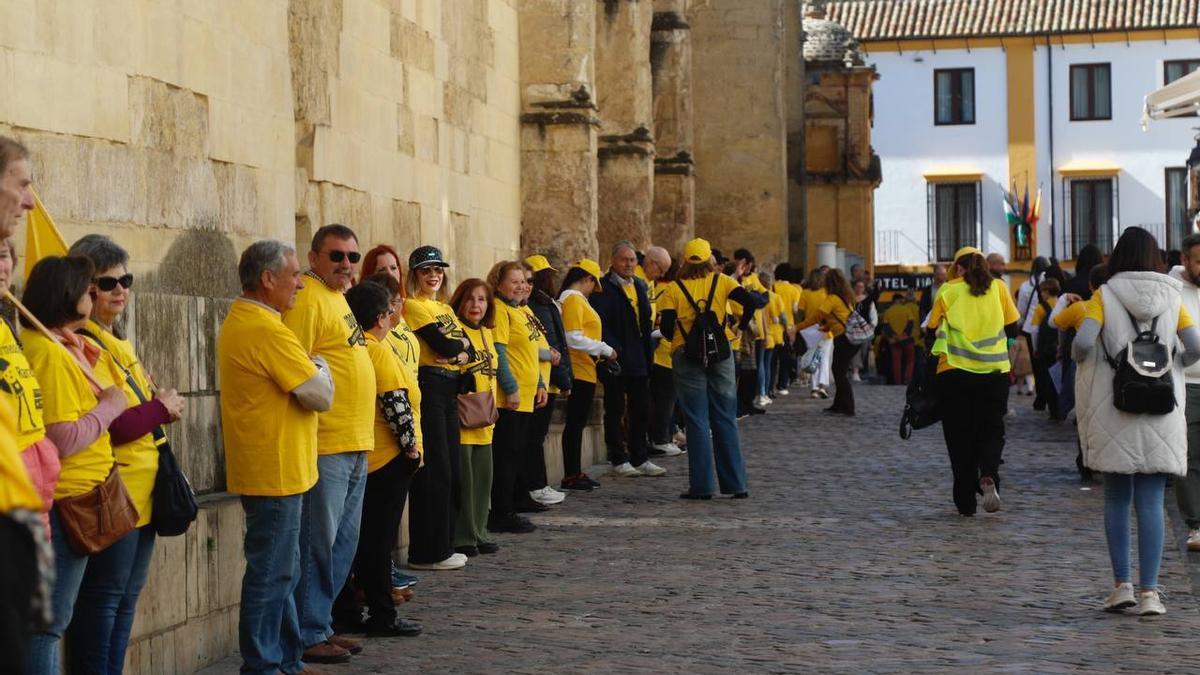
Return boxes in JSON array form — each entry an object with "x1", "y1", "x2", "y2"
[
  {"x1": 70, "y1": 525, "x2": 156, "y2": 674},
  {"x1": 240, "y1": 494, "x2": 304, "y2": 675},
  {"x1": 672, "y1": 352, "x2": 748, "y2": 496},
  {"x1": 26, "y1": 506, "x2": 96, "y2": 675},
  {"x1": 296, "y1": 452, "x2": 367, "y2": 647},
  {"x1": 756, "y1": 344, "x2": 773, "y2": 396},
  {"x1": 1103, "y1": 473, "x2": 1168, "y2": 589}
]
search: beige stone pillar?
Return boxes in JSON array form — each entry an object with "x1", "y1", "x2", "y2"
[
  {"x1": 595, "y1": 0, "x2": 656, "y2": 260},
  {"x1": 519, "y1": 0, "x2": 601, "y2": 270},
  {"x1": 650, "y1": 0, "x2": 695, "y2": 256}
]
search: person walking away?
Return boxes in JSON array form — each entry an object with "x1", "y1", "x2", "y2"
[
  {"x1": 558, "y1": 260, "x2": 613, "y2": 491},
  {"x1": 1028, "y1": 277, "x2": 1063, "y2": 420},
  {"x1": 850, "y1": 279, "x2": 878, "y2": 382},
  {"x1": 1170, "y1": 234, "x2": 1200, "y2": 552},
  {"x1": 926, "y1": 247, "x2": 1020, "y2": 517},
  {"x1": 334, "y1": 281, "x2": 423, "y2": 638},
  {"x1": 68, "y1": 235, "x2": 187, "y2": 674},
  {"x1": 588, "y1": 242, "x2": 666, "y2": 477},
  {"x1": 657, "y1": 239, "x2": 760, "y2": 499},
  {"x1": 522, "y1": 256, "x2": 571, "y2": 506},
  {"x1": 881, "y1": 290, "x2": 918, "y2": 385},
  {"x1": 219, "y1": 241, "x2": 334, "y2": 674},
  {"x1": 754, "y1": 271, "x2": 785, "y2": 408},
  {"x1": 1073, "y1": 226, "x2": 1200, "y2": 616},
  {"x1": 283, "y1": 225, "x2": 376, "y2": 663},
  {"x1": 1018, "y1": 257, "x2": 1052, "y2": 410},
  {"x1": 402, "y1": 246, "x2": 475, "y2": 565},
  {"x1": 644, "y1": 247, "x2": 685, "y2": 455},
  {"x1": 797, "y1": 270, "x2": 859, "y2": 416}
]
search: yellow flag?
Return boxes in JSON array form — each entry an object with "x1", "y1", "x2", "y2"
[{"x1": 23, "y1": 188, "x2": 67, "y2": 281}]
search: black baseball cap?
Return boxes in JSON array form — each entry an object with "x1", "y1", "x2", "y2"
[{"x1": 409, "y1": 245, "x2": 450, "y2": 270}]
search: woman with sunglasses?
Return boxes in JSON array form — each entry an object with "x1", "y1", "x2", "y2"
[
  {"x1": 65, "y1": 235, "x2": 186, "y2": 674},
  {"x1": 402, "y1": 246, "x2": 473, "y2": 571}
]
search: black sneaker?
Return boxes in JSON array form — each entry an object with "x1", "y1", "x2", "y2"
[
  {"x1": 488, "y1": 514, "x2": 536, "y2": 533},
  {"x1": 477, "y1": 541, "x2": 500, "y2": 554},
  {"x1": 560, "y1": 474, "x2": 595, "y2": 492},
  {"x1": 514, "y1": 498, "x2": 549, "y2": 513},
  {"x1": 679, "y1": 492, "x2": 713, "y2": 500},
  {"x1": 454, "y1": 545, "x2": 479, "y2": 557},
  {"x1": 366, "y1": 618, "x2": 423, "y2": 638},
  {"x1": 580, "y1": 474, "x2": 601, "y2": 489}
]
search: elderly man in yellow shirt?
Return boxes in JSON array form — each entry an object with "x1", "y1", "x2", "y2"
[
  {"x1": 218, "y1": 240, "x2": 333, "y2": 675},
  {"x1": 283, "y1": 224, "x2": 377, "y2": 665},
  {"x1": 643, "y1": 245, "x2": 685, "y2": 457}
]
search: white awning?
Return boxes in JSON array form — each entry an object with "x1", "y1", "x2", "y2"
[{"x1": 1143, "y1": 68, "x2": 1200, "y2": 128}]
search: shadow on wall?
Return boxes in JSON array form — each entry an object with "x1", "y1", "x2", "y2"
[{"x1": 143, "y1": 229, "x2": 241, "y2": 298}]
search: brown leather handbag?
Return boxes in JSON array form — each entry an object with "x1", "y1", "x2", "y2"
[
  {"x1": 457, "y1": 330, "x2": 499, "y2": 430},
  {"x1": 56, "y1": 464, "x2": 139, "y2": 555}
]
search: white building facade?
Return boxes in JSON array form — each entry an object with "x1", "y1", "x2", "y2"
[{"x1": 828, "y1": 0, "x2": 1200, "y2": 265}]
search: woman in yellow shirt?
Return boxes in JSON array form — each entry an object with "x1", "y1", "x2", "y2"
[
  {"x1": 337, "y1": 280, "x2": 422, "y2": 637},
  {"x1": 67, "y1": 235, "x2": 187, "y2": 673},
  {"x1": 558, "y1": 260, "x2": 614, "y2": 491},
  {"x1": 21, "y1": 256, "x2": 131, "y2": 674},
  {"x1": 796, "y1": 269, "x2": 858, "y2": 416},
  {"x1": 926, "y1": 247, "x2": 1021, "y2": 517},
  {"x1": 450, "y1": 278, "x2": 501, "y2": 557}
]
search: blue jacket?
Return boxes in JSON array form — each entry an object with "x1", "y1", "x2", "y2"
[{"x1": 589, "y1": 271, "x2": 653, "y2": 378}]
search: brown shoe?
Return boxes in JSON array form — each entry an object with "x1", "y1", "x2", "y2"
[
  {"x1": 302, "y1": 641, "x2": 351, "y2": 664},
  {"x1": 327, "y1": 634, "x2": 364, "y2": 655},
  {"x1": 391, "y1": 587, "x2": 415, "y2": 605}
]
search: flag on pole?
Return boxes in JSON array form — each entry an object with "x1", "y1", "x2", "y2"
[
  {"x1": 1001, "y1": 185, "x2": 1020, "y2": 227},
  {"x1": 1021, "y1": 180, "x2": 1031, "y2": 222},
  {"x1": 23, "y1": 188, "x2": 67, "y2": 281},
  {"x1": 1028, "y1": 187, "x2": 1042, "y2": 230}
]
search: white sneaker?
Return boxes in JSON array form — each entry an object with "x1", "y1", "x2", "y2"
[
  {"x1": 611, "y1": 462, "x2": 641, "y2": 477},
  {"x1": 409, "y1": 554, "x2": 467, "y2": 571},
  {"x1": 851, "y1": 372, "x2": 862, "y2": 382},
  {"x1": 753, "y1": 394, "x2": 770, "y2": 409},
  {"x1": 980, "y1": 477, "x2": 1000, "y2": 513},
  {"x1": 529, "y1": 486, "x2": 565, "y2": 505},
  {"x1": 634, "y1": 460, "x2": 666, "y2": 477},
  {"x1": 777, "y1": 388, "x2": 790, "y2": 396},
  {"x1": 810, "y1": 390, "x2": 821, "y2": 399},
  {"x1": 1187, "y1": 529, "x2": 1200, "y2": 551},
  {"x1": 1103, "y1": 582, "x2": 1136, "y2": 612},
  {"x1": 651, "y1": 442, "x2": 684, "y2": 457},
  {"x1": 1138, "y1": 589, "x2": 1166, "y2": 616}
]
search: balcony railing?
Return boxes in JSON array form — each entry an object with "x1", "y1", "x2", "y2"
[{"x1": 875, "y1": 229, "x2": 928, "y2": 264}]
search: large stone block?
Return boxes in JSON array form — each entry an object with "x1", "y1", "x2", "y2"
[
  {"x1": 186, "y1": 497, "x2": 246, "y2": 618},
  {"x1": 128, "y1": 76, "x2": 210, "y2": 158},
  {"x1": 170, "y1": 394, "x2": 223, "y2": 494},
  {"x1": 128, "y1": 528, "x2": 189, "y2": 641},
  {"x1": 597, "y1": 151, "x2": 655, "y2": 254},
  {"x1": 133, "y1": 292, "x2": 192, "y2": 393}
]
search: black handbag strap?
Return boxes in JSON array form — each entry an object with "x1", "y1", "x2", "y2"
[{"x1": 675, "y1": 275, "x2": 720, "y2": 340}]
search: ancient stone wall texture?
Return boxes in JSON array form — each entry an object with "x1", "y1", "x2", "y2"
[
  {"x1": 690, "y1": 0, "x2": 790, "y2": 265},
  {"x1": 650, "y1": 0, "x2": 696, "y2": 254},
  {"x1": 0, "y1": 1, "x2": 520, "y2": 672}
]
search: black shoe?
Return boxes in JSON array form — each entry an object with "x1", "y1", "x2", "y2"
[
  {"x1": 331, "y1": 618, "x2": 368, "y2": 635},
  {"x1": 477, "y1": 541, "x2": 500, "y2": 554},
  {"x1": 454, "y1": 545, "x2": 479, "y2": 557},
  {"x1": 514, "y1": 498, "x2": 549, "y2": 513},
  {"x1": 560, "y1": 474, "x2": 595, "y2": 492},
  {"x1": 731, "y1": 492, "x2": 749, "y2": 499},
  {"x1": 366, "y1": 618, "x2": 423, "y2": 638},
  {"x1": 649, "y1": 446, "x2": 667, "y2": 457},
  {"x1": 580, "y1": 474, "x2": 601, "y2": 489},
  {"x1": 748, "y1": 407, "x2": 766, "y2": 416},
  {"x1": 679, "y1": 492, "x2": 713, "y2": 500},
  {"x1": 488, "y1": 514, "x2": 537, "y2": 533}
]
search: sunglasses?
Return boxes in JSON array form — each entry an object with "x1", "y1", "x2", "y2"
[
  {"x1": 94, "y1": 274, "x2": 134, "y2": 292},
  {"x1": 328, "y1": 251, "x2": 362, "y2": 264}
]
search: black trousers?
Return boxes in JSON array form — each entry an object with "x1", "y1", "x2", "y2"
[
  {"x1": 521, "y1": 392, "x2": 556, "y2": 492},
  {"x1": 562, "y1": 380, "x2": 596, "y2": 477},
  {"x1": 0, "y1": 515, "x2": 35, "y2": 675},
  {"x1": 407, "y1": 371, "x2": 461, "y2": 565},
  {"x1": 736, "y1": 365, "x2": 757, "y2": 415},
  {"x1": 649, "y1": 364, "x2": 676, "y2": 445},
  {"x1": 600, "y1": 373, "x2": 650, "y2": 466},
  {"x1": 831, "y1": 335, "x2": 857, "y2": 414},
  {"x1": 938, "y1": 369, "x2": 1009, "y2": 515},
  {"x1": 491, "y1": 408, "x2": 532, "y2": 518},
  {"x1": 1032, "y1": 354, "x2": 1060, "y2": 418},
  {"x1": 333, "y1": 453, "x2": 419, "y2": 627}
]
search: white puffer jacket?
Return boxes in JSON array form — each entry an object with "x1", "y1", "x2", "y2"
[
  {"x1": 1168, "y1": 265, "x2": 1200, "y2": 385},
  {"x1": 1075, "y1": 272, "x2": 1186, "y2": 476}
]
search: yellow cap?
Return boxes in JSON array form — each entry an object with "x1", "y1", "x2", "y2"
[
  {"x1": 524, "y1": 254, "x2": 557, "y2": 273},
  {"x1": 683, "y1": 237, "x2": 713, "y2": 263},
  {"x1": 574, "y1": 258, "x2": 604, "y2": 287},
  {"x1": 952, "y1": 246, "x2": 983, "y2": 262}
]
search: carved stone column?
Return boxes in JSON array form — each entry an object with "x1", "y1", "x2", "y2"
[
  {"x1": 595, "y1": 0, "x2": 656, "y2": 259},
  {"x1": 519, "y1": 0, "x2": 600, "y2": 269},
  {"x1": 650, "y1": 0, "x2": 695, "y2": 256}
]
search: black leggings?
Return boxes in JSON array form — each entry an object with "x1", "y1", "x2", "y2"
[
  {"x1": 649, "y1": 365, "x2": 676, "y2": 445},
  {"x1": 0, "y1": 516, "x2": 35, "y2": 675},
  {"x1": 831, "y1": 335, "x2": 856, "y2": 413},
  {"x1": 407, "y1": 371, "x2": 461, "y2": 564},
  {"x1": 521, "y1": 393, "x2": 556, "y2": 491},
  {"x1": 562, "y1": 380, "x2": 596, "y2": 477},
  {"x1": 492, "y1": 408, "x2": 532, "y2": 518},
  {"x1": 938, "y1": 369, "x2": 1009, "y2": 515}
]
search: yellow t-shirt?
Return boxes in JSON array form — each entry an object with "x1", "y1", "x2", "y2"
[
  {"x1": 798, "y1": 294, "x2": 852, "y2": 338},
  {"x1": 561, "y1": 292, "x2": 603, "y2": 384},
  {"x1": 403, "y1": 296, "x2": 467, "y2": 372},
  {"x1": 800, "y1": 288, "x2": 833, "y2": 339},
  {"x1": 1081, "y1": 288, "x2": 1195, "y2": 329},
  {"x1": 283, "y1": 274, "x2": 375, "y2": 454},
  {"x1": 882, "y1": 302, "x2": 919, "y2": 340},
  {"x1": 767, "y1": 291, "x2": 787, "y2": 346},
  {"x1": 927, "y1": 278, "x2": 1021, "y2": 374},
  {"x1": 0, "y1": 319, "x2": 45, "y2": 450},
  {"x1": 460, "y1": 325, "x2": 499, "y2": 446},
  {"x1": 526, "y1": 306, "x2": 553, "y2": 393},
  {"x1": 387, "y1": 321, "x2": 422, "y2": 449},
  {"x1": 621, "y1": 282, "x2": 640, "y2": 324},
  {"x1": 219, "y1": 299, "x2": 320, "y2": 496},
  {"x1": 650, "y1": 280, "x2": 673, "y2": 369},
  {"x1": 494, "y1": 301, "x2": 541, "y2": 413},
  {"x1": 775, "y1": 281, "x2": 803, "y2": 322},
  {"x1": 658, "y1": 272, "x2": 742, "y2": 352},
  {"x1": 1030, "y1": 297, "x2": 1058, "y2": 327},
  {"x1": 22, "y1": 329, "x2": 122, "y2": 500},
  {"x1": 1051, "y1": 299, "x2": 1089, "y2": 330},
  {"x1": 0, "y1": 395, "x2": 41, "y2": 513},
  {"x1": 366, "y1": 332, "x2": 407, "y2": 474},
  {"x1": 82, "y1": 320, "x2": 160, "y2": 527}
]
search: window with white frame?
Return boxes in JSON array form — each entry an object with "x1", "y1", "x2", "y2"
[{"x1": 928, "y1": 182, "x2": 980, "y2": 262}]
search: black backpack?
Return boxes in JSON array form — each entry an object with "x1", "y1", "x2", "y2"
[
  {"x1": 899, "y1": 349, "x2": 941, "y2": 439},
  {"x1": 1101, "y1": 310, "x2": 1175, "y2": 416},
  {"x1": 1035, "y1": 299, "x2": 1059, "y2": 362},
  {"x1": 676, "y1": 276, "x2": 731, "y2": 367}
]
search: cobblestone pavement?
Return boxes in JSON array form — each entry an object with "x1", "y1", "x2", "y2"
[{"x1": 202, "y1": 384, "x2": 1200, "y2": 674}]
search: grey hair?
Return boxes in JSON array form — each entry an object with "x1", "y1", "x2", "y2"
[
  {"x1": 611, "y1": 239, "x2": 638, "y2": 257},
  {"x1": 758, "y1": 270, "x2": 774, "y2": 287},
  {"x1": 68, "y1": 234, "x2": 129, "y2": 274},
  {"x1": 239, "y1": 240, "x2": 295, "y2": 292},
  {"x1": 644, "y1": 245, "x2": 671, "y2": 268}
]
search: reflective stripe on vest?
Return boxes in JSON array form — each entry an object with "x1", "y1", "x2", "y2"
[{"x1": 931, "y1": 280, "x2": 1011, "y2": 373}]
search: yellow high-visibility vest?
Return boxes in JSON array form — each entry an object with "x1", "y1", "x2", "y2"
[{"x1": 931, "y1": 280, "x2": 1011, "y2": 374}]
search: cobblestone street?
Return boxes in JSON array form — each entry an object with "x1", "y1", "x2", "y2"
[{"x1": 203, "y1": 384, "x2": 1200, "y2": 673}]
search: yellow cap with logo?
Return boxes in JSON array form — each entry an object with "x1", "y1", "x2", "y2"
[
  {"x1": 683, "y1": 238, "x2": 713, "y2": 263},
  {"x1": 574, "y1": 258, "x2": 604, "y2": 287},
  {"x1": 524, "y1": 254, "x2": 557, "y2": 273}
]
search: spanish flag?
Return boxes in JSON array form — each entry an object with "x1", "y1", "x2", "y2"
[{"x1": 23, "y1": 188, "x2": 67, "y2": 281}]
